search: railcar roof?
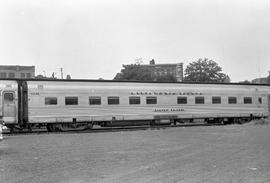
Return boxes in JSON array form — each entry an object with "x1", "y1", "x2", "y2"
[{"x1": 0, "y1": 78, "x2": 269, "y2": 86}]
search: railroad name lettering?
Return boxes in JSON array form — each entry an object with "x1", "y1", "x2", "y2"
[
  {"x1": 30, "y1": 92, "x2": 40, "y2": 95},
  {"x1": 170, "y1": 108, "x2": 184, "y2": 112},
  {"x1": 154, "y1": 108, "x2": 184, "y2": 112},
  {"x1": 131, "y1": 91, "x2": 202, "y2": 96}
]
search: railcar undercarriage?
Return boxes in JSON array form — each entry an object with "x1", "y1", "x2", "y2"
[
  {"x1": 46, "y1": 123, "x2": 93, "y2": 132},
  {"x1": 3, "y1": 115, "x2": 264, "y2": 133}
]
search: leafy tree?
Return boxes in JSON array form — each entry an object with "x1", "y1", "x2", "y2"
[
  {"x1": 35, "y1": 74, "x2": 47, "y2": 79},
  {"x1": 184, "y1": 58, "x2": 230, "y2": 83},
  {"x1": 66, "y1": 74, "x2": 71, "y2": 80},
  {"x1": 114, "y1": 64, "x2": 153, "y2": 81},
  {"x1": 239, "y1": 80, "x2": 250, "y2": 84},
  {"x1": 35, "y1": 74, "x2": 57, "y2": 80}
]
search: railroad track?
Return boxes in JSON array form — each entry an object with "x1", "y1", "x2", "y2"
[{"x1": 3, "y1": 123, "x2": 224, "y2": 136}]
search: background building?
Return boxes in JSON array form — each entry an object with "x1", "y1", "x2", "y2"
[
  {"x1": 251, "y1": 71, "x2": 270, "y2": 84},
  {"x1": 0, "y1": 65, "x2": 35, "y2": 79},
  {"x1": 141, "y1": 59, "x2": 183, "y2": 82}
]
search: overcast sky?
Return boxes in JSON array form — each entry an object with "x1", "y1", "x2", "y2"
[{"x1": 0, "y1": 0, "x2": 270, "y2": 81}]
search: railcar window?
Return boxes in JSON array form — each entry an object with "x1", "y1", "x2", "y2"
[
  {"x1": 244, "y1": 97, "x2": 252, "y2": 104},
  {"x1": 258, "y1": 97, "x2": 262, "y2": 104},
  {"x1": 177, "y1": 97, "x2": 187, "y2": 104},
  {"x1": 108, "y1": 96, "x2": 119, "y2": 105},
  {"x1": 212, "y1": 96, "x2": 221, "y2": 104},
  {"x1": 228, "y1": 97, "x2": 237, "y2": 104},
  {"x1": 0, "y1": 72, "x2": 7, "y2": 78},
  {"x1": 8, "y1": 73, "x2": 15, "y2": 78},
  {"x1": 21, "y1": 73, "x2": 25, "y2": 78},
  {"x1": 45, "y1": 97, "x2": 57, "y2": 105},
  {"x1": 146, "y1": 96, "x2": 157, "y2": 104},
  {"x1": 89, "y1": 96, "x2": 101, "y2": 105},
  {"x1": 65, "y1": 97, "x2": 78, "y2": 105},
  {"x1": 129, "y1": 96, "x2": 140, "y2": 105},
  {"x1": 4, "y1": 93, "x2": 14, "y2": 102},
  {"x1": 195, "y1": 96, "x2": 204, "y2": 104}
]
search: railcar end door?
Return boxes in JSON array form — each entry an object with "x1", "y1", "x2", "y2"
[
  {"x1": 269, "y1": 95, "x2": 270, "y2": 114},
  {"x1": 2, "y1": 91, "x2": 16, "y2": 123},
  {"x1": 0, "y1": 91, "x2": 2, "y2": 117}
]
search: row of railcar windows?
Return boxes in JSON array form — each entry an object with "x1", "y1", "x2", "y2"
[{"x1": 44, "y1": 96, "x2": 262, "y2": 105}]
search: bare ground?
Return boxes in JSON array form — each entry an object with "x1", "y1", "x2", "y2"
[{"x1": 1, "y1": 125, "x2": 270, "y2": 183}]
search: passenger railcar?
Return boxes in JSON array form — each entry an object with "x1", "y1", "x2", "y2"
[{"x1": 0, "y1": 79, "x2": 269, "y2": 132}]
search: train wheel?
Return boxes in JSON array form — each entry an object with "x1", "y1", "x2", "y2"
[
  {"x1": 46, "y1": 124, "x2": 57, "y2": 132},
  {"x1": 8, "y1": 125, "x2": 15, "y2": 133},
  {"x1": 27, "y1": 124, "x2": 32, "y2": 132},
  {"x1": 216, "y1": 118, "x2": 223, "y2": 124},
  {"x1": 87, "y1": 123, "x2": 93, "y2": 129},
  {"x1": 46, "y1": 125, "x2": 51, "y2": 132}
]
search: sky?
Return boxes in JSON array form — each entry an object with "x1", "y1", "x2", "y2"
[{"x1": 0, "y1": 0, "x2": 270, "y2": 82}]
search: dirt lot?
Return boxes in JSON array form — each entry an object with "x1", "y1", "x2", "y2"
[{"x1": 1, "y1": 124, "x2": 270, "y2": 183}]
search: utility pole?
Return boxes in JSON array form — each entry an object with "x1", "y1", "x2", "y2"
[{"x1": 60, "y1": 68, "x2": 63, "y2": 79}]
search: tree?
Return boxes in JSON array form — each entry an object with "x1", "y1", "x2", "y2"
[
  {"x1": 184, "y1": 58, "x2": 230, "y2": 83},
  {"x1": 113, "y1": 64, "x2": 153, "y2": 81},
  {"x1": 66, "y1": 74, "x2": 71, "y2": 80},
  {"x1": 239, "y1": 80, "x2": 250, "y2": 84},
  {"x1": 268, "y1": 71, "x2": 270, "y2": 84},
  {"x1": 35, "y1": 74, "x2": 47, "y2": 79}
]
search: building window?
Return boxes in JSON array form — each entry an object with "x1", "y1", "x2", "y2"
[
  {"x1": 21, "y1": 73, "x2": 26, "y2": 78},
  {"x1": 26, "y1": 73, "x2": 31, "y2": 78},
  {"x1": 89, "y1": 96, "x2": 101, "y2": 105},
  {"x1": 45, "y1": 97, "x2": 57, "y2": 105},
  {"x1": 195, "y1": 96, "x2": 204, "y2": 104},
  {"x1": 177, "y1": 97, "x2": 187, "y2": 104},
  {"x1": 258, "y1": 97, "x2": 262, "y2": 104},
  {"x1": 212, "y1": 96, "x2": 221, "y2": 104},
  {"x1": 108, "y1": 96, "x2": 119, "y2": 105},
  {"x1": 65, "y1": 96, "x2": 78, "y2": 105},
  {"x1": 8, "y1": 73, "x2": 15, "y2": 78},
  {"x1": 0, "y1": 72, "x2": 7, "y2": 78},
  {"x1": 244, "y1": 97, "x2": 252, "y2": 104},
  {"x1": 228, "y1": 97, "x2": 237, "y2": 104},
  {"x1": 4, "y1": 93, "x2": 14, "y2": 102},
  {"x1": 129, "y1": 96, "x2": 140, "y2": 105},
  {"x1": 146, "y1": 96, "x2": 157, "y2": 104}
]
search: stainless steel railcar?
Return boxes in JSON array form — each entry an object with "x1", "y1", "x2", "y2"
[{"x1": 0, "y1": 79, "x2": 270, "y2": 131}]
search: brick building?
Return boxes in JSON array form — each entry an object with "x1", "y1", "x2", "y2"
[
  {"x1": 0, "y1": 65, "x2": 35, "y2": 79},
  {"x1": 141, "y1": 59, "x2": 183, "y2": 82}
]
